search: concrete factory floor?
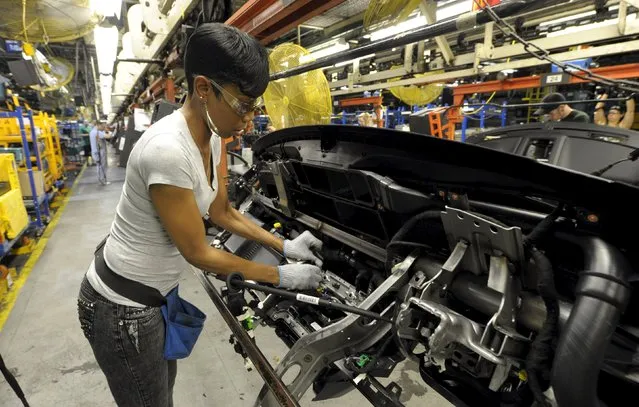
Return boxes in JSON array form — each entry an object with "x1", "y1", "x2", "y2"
[{"x1": 0, "y1": 146, "x2": 450, "y2": 407}]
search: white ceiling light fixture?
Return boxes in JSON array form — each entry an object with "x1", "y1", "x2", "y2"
[
  {"x1": 369, "y1": 15, "x2": 427, "y2": 41},
  {"x1": 333, "y1": 54, "x2": 376, "y2": 68},
  {"x1": 307, "y1": 39, "x2": 350, "y2": 60},
  {"x1": 94, "y1": 26, "x2": 119, "y2": 75}
]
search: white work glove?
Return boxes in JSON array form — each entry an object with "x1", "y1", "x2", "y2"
[
  {"x1": 277, "y1": 264, "x2": 323, "y2": 290},
  {"x1": 283, "y1": 231, "x2": 323, "y2": 267}
]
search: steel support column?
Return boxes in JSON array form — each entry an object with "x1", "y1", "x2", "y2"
[{"x1": 420, "y1": 0, "x2": 455, "y2": 65}]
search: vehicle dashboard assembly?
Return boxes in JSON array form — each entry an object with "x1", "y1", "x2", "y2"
[{"x1": 200, "y1": 125, "x2": 639, "y2": 407}]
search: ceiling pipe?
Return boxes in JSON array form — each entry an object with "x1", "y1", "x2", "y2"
[{"x1": 270, "y1": 0, "x2": 571, "y2": 81}]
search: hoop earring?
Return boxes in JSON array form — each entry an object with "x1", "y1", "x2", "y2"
[{"x1": 202, "y1": 99, "x2": 220, "y2": 137}]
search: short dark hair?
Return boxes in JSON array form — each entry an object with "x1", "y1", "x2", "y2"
[{"x1": 184, "y1": 23, "x2": 269, "y2": 98}]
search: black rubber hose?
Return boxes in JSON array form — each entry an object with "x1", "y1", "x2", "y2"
[
  {"x1": 522, "y1": 204, "x2": 564, "y2": 256},
  {"x1": 227, "y1": 151, "x2": 249, "y2": 166},
  {"x1": 385, "y1": 210, "x2": 442, "y2": 271},
  {"x1": 551, "y1": 236, "x2": 634, "y2": 407},
  {"x1": 525, "y1": 249, "x2": 559, "y2": 407}
]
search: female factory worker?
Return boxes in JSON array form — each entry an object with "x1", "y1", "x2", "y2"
[{"x1": 77, "y1": 23, "x2": 323, "y2": 406}]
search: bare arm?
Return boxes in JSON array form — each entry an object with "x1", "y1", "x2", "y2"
[
  {"x1": 620, "y1": 97, "x2": 636, "y2": 130},
  {"x1": 208, "y1": 163, "x2": 284, "y2": 253},
  {"x1": 594, "y1": 93, "x2": 608, "y2": 126},
  {"x1": 149, "y1": 183, "x2": 279, "y2": 284}
]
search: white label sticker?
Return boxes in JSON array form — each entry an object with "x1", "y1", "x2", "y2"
[
  {"x1": 546, "y1": 74, "x2": 563, "y2": 84},
  {"x1": 296, "y1": 293, "x2": 320, "y2": 305}
]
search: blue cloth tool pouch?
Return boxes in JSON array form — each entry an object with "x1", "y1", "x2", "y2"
[
  {"x1": 94, "y1": 236, "x2": 206, "y2": 360},
  {"x1": 161, "y1": 285, "x2": 207, "y2": 360}
]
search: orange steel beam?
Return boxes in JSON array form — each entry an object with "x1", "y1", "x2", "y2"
[
  {"x1": 226, "y1": 0, "x2": 278, "y2": 28},
  {"x1": 258, "y1": 0, "x2": 348, "y2": 45},
  {"x1": 139, "y1": 76, "x2": 177, "y2": 105},
  {"x1": 338, "y1": 96, "x2": 383, "y2": 107},
  {"x1": 226, "y1": 0, "x2": 347, "y2": 45},
  {"x1": 453, "y1": 63, "x2": 639, "y2": 97},
  {"x1": 164, "y1": 77, "x2": 175, "y2": 102},
  {"x1": 473, "y1": 0, "x2": 501, "y2": 11},
  {"x1": 448, "y1": 63, "x2": 639, "y2": 122}
]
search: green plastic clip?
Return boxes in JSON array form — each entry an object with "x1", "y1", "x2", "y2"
[{"x1": 356, "y1": 354, "x2": 371, "y2": 368}]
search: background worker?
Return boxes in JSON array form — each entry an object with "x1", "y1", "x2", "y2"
[
  {"x1": 535, "y1": 92, "x2": 590, "y2": 123},
  {"x1": 594, "y1": 92, "x2": 636, "y2": 129}
]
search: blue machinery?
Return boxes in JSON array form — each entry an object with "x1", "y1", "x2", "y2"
[
  {"x1": 0, "y1": 107, "x2": 50, "y2": 232},
  {"x1": 460, "y1": 101, "x2": 508, "y2": 142}
]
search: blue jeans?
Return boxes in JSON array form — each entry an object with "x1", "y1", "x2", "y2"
[{"x1": 77, "y1": 276, "x2": 177, "y2": 407}]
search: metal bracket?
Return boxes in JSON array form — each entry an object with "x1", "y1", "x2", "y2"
[
  {"x1": 268, "y1": 161, "x2": 295, "y2": 217},
  {"x1": 441, "y1": 240, "x2": 468, "y2": 277},
  {"x1": 408, "y1": 298, "x2": 504, "y2": 366},
  {"x1": 256, "y1": 252, "x2": 419, "y2": 406},
  {"x1": 404, "y1": 43, "x2": 415, "y2": 73},
  {"x1": 619, "y1": 0, "x2": 628, "y2": 35},
  {"x1": 486, "y1": 255, "x2": 526, "y2": 340},
  {"x1": 440, "y1": 206, "x2": 525, "y2": 275}
]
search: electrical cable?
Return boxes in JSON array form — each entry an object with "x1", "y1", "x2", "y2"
[
  {"x1": 462, "y1": 91, "x2": 497, "y2": 116},
  {"x1": 473, "y1": 0, "x2": 639, "y2": 94},
  {"x1": 462, "y1": 40, "x2": 515, "y2": 117},
  {"x1": 590, "y1": 147, "x2": 639, "y2": 177}
]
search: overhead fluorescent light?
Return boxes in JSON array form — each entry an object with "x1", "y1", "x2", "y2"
[
  {"x1": 369, "y1": 16, "x2": 427, "y2": 41},
  {"x1": 308, "y1": 39, "x2": 349, "y2": 60},
  {"x1": 94, "y1": 26, "x2": 119, "y2": 75},
  {"x1": 333, "y1": 54, "x2": 376, "y2": 68}
]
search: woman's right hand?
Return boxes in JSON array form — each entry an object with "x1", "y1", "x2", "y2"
[{"x1": 277, "y1": 264, "x2": 323, "y2": 290}]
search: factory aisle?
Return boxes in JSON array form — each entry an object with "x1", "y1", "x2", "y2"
[{"x1": 0, "y1": 146, "x2": 447, "y2": 407}]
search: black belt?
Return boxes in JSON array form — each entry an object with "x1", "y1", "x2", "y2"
[{"x1": 94, "y1": 236, "x2": 166, "y2": 307}]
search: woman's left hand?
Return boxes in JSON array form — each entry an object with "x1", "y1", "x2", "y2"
[{"x1": 283, "y1": 231, "x2": 323, "y2": 267}]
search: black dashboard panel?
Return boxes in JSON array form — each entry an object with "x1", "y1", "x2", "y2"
[
  {"x1": 467, "y1": 122, "x2": 639, "y2": 185},
  {"x1": 253, "y1": 124, "x2": 639, "y2": 239}
]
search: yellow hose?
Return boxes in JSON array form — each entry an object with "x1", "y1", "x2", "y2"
[
  {"x1": 22, "y1": 0, "x2": 29, "y2": 42},
  {"x1": 462, "y1": 40, "x2": 516, "y2": 116}
]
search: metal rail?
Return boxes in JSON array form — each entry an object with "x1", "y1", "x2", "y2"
[
  {"x1": 269, "y1": 0, "x2": 563, "y2": 80},
  {"x1": 191, "y1": 268, "x2": 300, "y2": 407}
]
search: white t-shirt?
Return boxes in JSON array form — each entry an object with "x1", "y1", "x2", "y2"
[
  {"x1": 89, "y1": 126, "x2": 105, "y2": 154},
  {"x1": 86, "y1": 110, "x2": 221, "y2": 306}
]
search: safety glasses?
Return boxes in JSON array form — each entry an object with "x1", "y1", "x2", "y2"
[{"x1": 203, "y1": 76, "x2": 264, "y2": 117}]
